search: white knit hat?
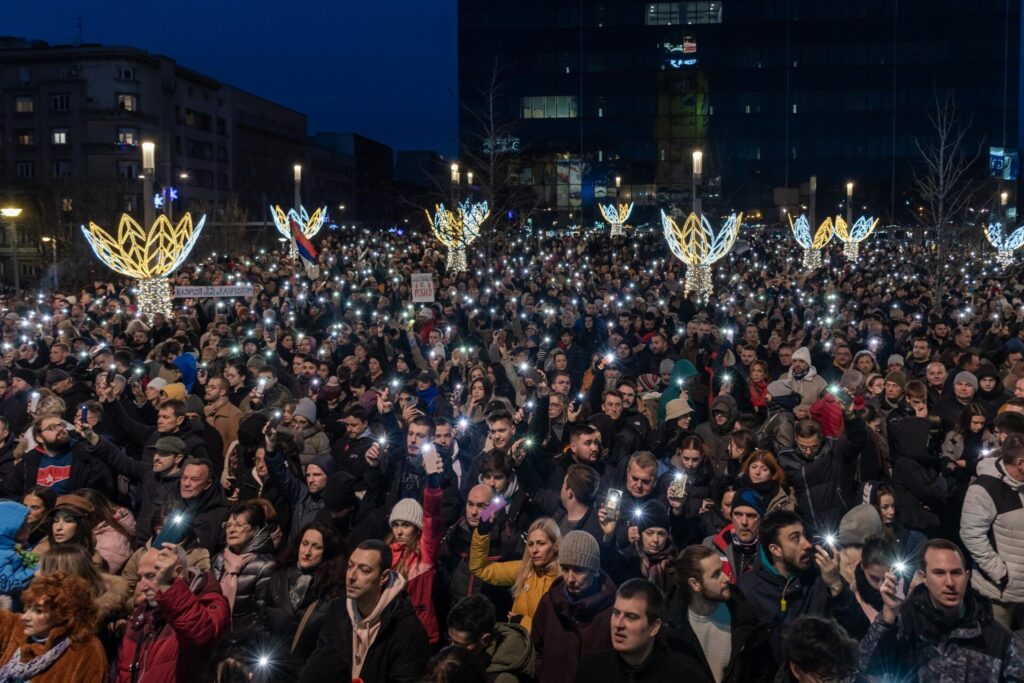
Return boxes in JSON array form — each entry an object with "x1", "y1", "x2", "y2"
[{"x1": 389, "y1": 498, "x2": 424, "y2": 530}]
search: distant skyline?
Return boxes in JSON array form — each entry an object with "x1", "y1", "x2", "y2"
[{"x1": 0, "y1": 0, "x2": 459, "y2": 156}]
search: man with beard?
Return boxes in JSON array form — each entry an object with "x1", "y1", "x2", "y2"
[
  {"x1": 734, "y1": 510, "x2": 866, "y2": 683},
  {"x1": 780, "y1": 347, "x2": 827, "y2": 420},
  {"x1": 666, "y1": 544, "x2": 739, "y2": 683},
  {"x1": 12, "y1": 412, "x2": 114, "y2": 496},
  {"x1": 544, "y1": 423, "x2": 604, "y2": 489},
  {"x1": 704, "y1": 489, "x2": 763, "y2": 584}
]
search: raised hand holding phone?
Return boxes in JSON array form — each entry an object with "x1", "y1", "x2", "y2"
[{"x1": 422, "y1": 444, "x2": 444, "y2": 475}]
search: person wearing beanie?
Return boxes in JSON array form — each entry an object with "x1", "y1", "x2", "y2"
[
  {"x1": 385, "y1": 455, "x2": 445, "y2": 645},
  {"x1": 703, "y1": 488, "x2": 764, "y2": 584},
  {"x1": 880, "y1": 371, "x2": 907, "y2": 415},
  {"x1": 531, "y1": 529, "x2": 616, "y2": 683},
  {"x1": 781, "y1": 346, "x2": 827, "y2": 419},
  {"x1": 160, "y1": 382, "x2": 187, "y2": 403},
  {"x1": 284, "y1": 397, "x2": 331, "y2": 466},
  {"x1": 935, "y1": 371, "x2": 979, "y2": 432},
  {"x1": 599, "y1": 500, "x2": 676, "y2": 593}
]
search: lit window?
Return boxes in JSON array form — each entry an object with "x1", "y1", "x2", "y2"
[
  {"x1": 52, "y1": 128, "x2": 69, "y2": 145},
  {"x1": 16, "y1": 130, "x2": 34, "y2": 146},
  {"x1": 118, "y1": 127, "x2": 139, "y2": 145},
  {"x1": 117, "y1": 93, "x2": 138, "y2": 111},
  {"x1": 14, "y1": 97, "x2": 33, "y2": 113},
  {"x1": 520, "y1": 96, "x2": 579, "y2": 119}
]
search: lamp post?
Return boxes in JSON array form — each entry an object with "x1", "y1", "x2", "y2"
[
  {"x1": 692, "y1": 151, "x2": 704, "y2": 217},
  {"x1": 41, "y1": 236, "x2": 57, "y2": 290},
  {"x1": 1, "y1": 207, "x2": 22, "y2": 299},
  {"x1": 467, "y1": 171, "x2": 473, "y2": 187},
  {"x1": 142, "y1": 142, "x2": 156, "y2": 230},
  {"x1": 450, "y1": 163, "x2": 460, "y2": 204},
  {"x1": 291, "y1": 164, "x2": 302, "y2": 258},
  {"x1": 809, "y1": 175, "x2": 817, "y2": 232},
  {"x1": 846, "y1": 181, "x2": 854, "y2": 227}
]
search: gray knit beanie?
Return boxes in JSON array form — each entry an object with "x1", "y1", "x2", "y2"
[
  {"x1": 389, "y1": 498, "x2": 424, "y2": 530},
  {"x1": 558, "y1": 530, "x2": 600, "y2": 574}
]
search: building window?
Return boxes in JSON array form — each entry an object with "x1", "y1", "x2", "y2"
[
  {"x1": 52, "y1": 128, "x2": 69, "y2": 145},
  {"x1": 51, "y1": 93, "x2": 70, "y2": 112},
  {"x1": 14, "y1": 96, "x2": 33, "y2": 113},
  {"x1": 16, "y1": 130, "x2": 34, "y2": 146},
  {"x1": 117, "y1": 93, "x2": 138, "y2": 111},
  {"x1": 15, "y1": 162, "x2": 34, "y2": 179},
  {"x1": 62, "y1": 198, "x2": 73, "y2": 212},
  {"x1": 520, "y1": 95, "x2": 579, "y2": 119},
  {"x1": 646, "y1": 2, "x2": 722, "y2": 25},
  {"x1": 118, "y1": 127, "x2": 140, "y2": 146},
  {"x1": 52, "y1": 161, "x2": 72, "y2": 178},
  {"x1": 117, "y1": 161, "x2": 139, "y2": 179},
  {"x1": 117, "y1": 66, "x2": 136, "y2": 80}
]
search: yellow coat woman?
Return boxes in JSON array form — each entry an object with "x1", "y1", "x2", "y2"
[{"x1": 468, "y1": 517, "x2": 560, "y2": 632}]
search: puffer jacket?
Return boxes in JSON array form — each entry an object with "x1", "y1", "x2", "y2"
[
  {"x1": 777, "y1": 415, "x2": 867, "y2": 532},
  {"x1": 280, "y1": 423, "x2": 331, "y2": 466},
  {"x1": 94, "y1": 506, "x2": 136, "y2": 574},
  {"x1": 211, "y1": 527, "x2": 275, "y2": 632},
  {"x1": 694, "y1": 395, "x2": 738, "y2": 476},
  {"x1": 858, "y1": 583, "x2": 1024, "y2": 683},
  {"x1": 391, "y1": 484, "x2": 444, "y2": 643},
  {"x1": 0, "y1": 501, "x2": 38, "y2": 595},
  {"x1": 485, "y1": 622, "x2": 536, "y2": 682},
  {"x1": 115, "y1": 568, "x2": 230, "y2": 683},
  {"x1": 961, "y1": 457, "x2": 1024, "y2": 603},
  {"x1": 264, "y1": 564, "x2": 333, "y2": 661}
]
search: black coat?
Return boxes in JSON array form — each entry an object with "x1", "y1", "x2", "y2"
[
  {"x1": 173, "y1": 481, "x2": 229, "y2": 552},
  {"x1": 89, "y1": 441, "x2": 182, "y2": 544},
  {"x1": 11, "y1": 435, "x2": 115, "y2": 498},
  {"x1": 211, "y1": 530, "x2": 275, "y2": 632},
  {"x1": 264, "y1": 564, "x2": 330, "y2": 661},
  {"x1": 299, "y1": 589, "x2": 429, "y2": 683},
  {"x1": 887, "y1": 413, "x2": 948, "y2": 534},
  {"x1": 575, "y1": 642, "x2": 713, "y2": 683}
]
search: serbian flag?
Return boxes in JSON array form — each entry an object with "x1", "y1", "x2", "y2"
[{"x1": 290, "y1": 216, "x2": 318, "y2": 263}]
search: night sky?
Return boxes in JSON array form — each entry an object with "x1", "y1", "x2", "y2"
[{"x1": 0, "y1": 0, "x2": 458, "y2": 156}]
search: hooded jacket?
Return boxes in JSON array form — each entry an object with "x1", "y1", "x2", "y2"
[
  {"x1": 485, "y1": 622, "x2": 537, "y2": 682},
  {"x1": 887, "y1": 412, "x2": 948, "y2": 533},
  {"x1": 115, "y1": 568, "x2": 230, "y2": 683},
  {"x1": 961, "y1": 456, "x2": 1024, "y2": 603},
  {"x1": 0, "y1": 501, "x2": 37, "y2": 596},
  {"x1": 531, "y1": 575, "x2": 616, "y2": 683},
  {"x1": 858, "y1": 584, "x2": 1024, "y2": 683},
  {"x1": 299, "y1": 575, "x2": 429, "y2": 683},
  {"x1": 658, "y1": 359, "x2": 699, "y2": 423},
  {"x1": 695, "y1": 395, "x2": 738, "y2": 476},
  {"x1": 975, "y1": 363, "x2": 1011, "y2": 422}
]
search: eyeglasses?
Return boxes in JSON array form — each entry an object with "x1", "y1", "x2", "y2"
[
  {"x1": 221, "y1": 521, "x2": 252, "y2": 531},
  {"x1": 40, "y1": 424, "x2": 66, "y2": 434}
]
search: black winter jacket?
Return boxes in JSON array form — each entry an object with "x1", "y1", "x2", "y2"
[
  {"x1": 887, "y1": 412, "x2": 948, "y2": 534},
  {"x1": 211, "y1": 527, "x2": 275, "y2": 632}
]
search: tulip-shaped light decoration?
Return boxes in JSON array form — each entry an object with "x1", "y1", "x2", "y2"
[
  {"x1": 81, "y1": 213, "x2": 206, "y2": 318},
  {"x1": 270, "y1": 205, "x2": 326, "y2": 259},
  {"x1": 427, "y1": 200, "x2": 489, "y2": 273},
  {"x1": 984, "y1": 222, "x2": 1024, "y2": 266},
  {"x1": 662, "y1": 211, "x2": 743, "y2": 299},
  {"x1": 599, "y1": 202, "x2": 634, "y2": 237},
  {"x1": 789, "y1": 215, "x2": 834, "y2": 270},
  {"x1": 833, "y1": 215, "x2": 878, "y2": 262}
]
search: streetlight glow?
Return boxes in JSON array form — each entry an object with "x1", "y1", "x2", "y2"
[
  {"x1": 141, "y1": 141, "x2": 155, "y2": 171},
  {"x1": 0, "y1": 208, "x2": 22, "y2": 218},
  {"x1": 293, "y1": 164, "x2": 302, "y2": 183}
]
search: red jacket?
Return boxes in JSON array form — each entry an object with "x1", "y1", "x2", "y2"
[
  {"x1": 391, "y1": 485, "x2": 444, "y2": 643},
  {"x1": 810, "y1": 394, "x2": 845, "y2": 438},
  {"x1": 115, "y1": 569, "x2": 231, "y2": 683}
]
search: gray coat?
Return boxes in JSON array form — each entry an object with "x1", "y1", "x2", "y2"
[{"x1": 961, "y1": 457, "x2": 1024, "y2": 603}]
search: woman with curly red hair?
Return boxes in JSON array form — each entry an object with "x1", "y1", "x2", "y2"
[{"x1": 0, "y1": 572, "x2": 107, "y2": 682}]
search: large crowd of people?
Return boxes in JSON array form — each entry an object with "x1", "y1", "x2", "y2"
[{"x1": 0, "y1": 223, "x2": 1019, "y2": 682}]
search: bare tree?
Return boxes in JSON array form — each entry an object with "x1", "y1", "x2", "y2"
[
  {"x1": 912, "y1": 91, "x2": 984, "y2": 285},
  {"x1": 190, "y1": 199, "x2": 249, "y2": 256}
]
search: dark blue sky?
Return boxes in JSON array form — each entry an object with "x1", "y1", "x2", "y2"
[{"x1": 0, "y1": 0, "x2": 458, "y2": 155}]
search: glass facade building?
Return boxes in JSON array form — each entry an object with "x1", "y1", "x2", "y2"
[{"x1": 458, "y1": 1, "x2": 1021, "y2": 227}]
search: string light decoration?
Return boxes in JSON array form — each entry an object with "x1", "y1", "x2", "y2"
[
  {"x1": 662, "y1": 210, "x2": 743, "y2": 298},
  {"x1": 833, "y1": 215, "x2": 879, "y2": 261},
  {"x1": 788, "y1": 215, "x2": 834, "y2": 270},
  {"x1": 426, "y1": 200, "x2": 489, "y2": 272},
  {"x1": 598, "y1": 202, "x2": 634, "y2": 237},
  {"x1": 81, "y1": 213, "x2": 206, "y2": 317},
  {"x1": 984, "y1": 222, "x2": 1024, "y2": 266},
  {"x1": 270, "y1": 205, "x2": 326, "y2": 258}
]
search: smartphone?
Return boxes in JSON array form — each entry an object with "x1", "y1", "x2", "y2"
[
  {"x1": 29, "y1": 392, "x2": 40, "y2": 413},
  {"x1": 451, "y1": 383, "x2": 464, "y2": 403},
  {"x1": 815, "y1": 534, "x2": 838, "y2": 558},
  {"x1": 603, "y1": 489, "x2": 623, "y2": 522},
  {"x1": 892, "y1": 561, "x2": 908, "y2": 600},
  {"x1": 481, "y1": 495, "x2": 508, "y2": 522},
  {"x1": 668, "y1": 472, "x2": 688, "y2": 499},
  {"x1": 106, "y1": 368, "x2": 116, "y2": 385},
  {"x1": 524, "y1": 367, "x2": 544, "y2": 385},
  {"x1": 266, "y1": 410, "x2": 283, "y2": 431},
  {"x1": 80, "y1": 404, "x2": 88, "y2": 424}
]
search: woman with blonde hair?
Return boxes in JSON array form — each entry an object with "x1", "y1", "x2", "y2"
[
  {"x1": 469, "y1": 515, "x2": 560, "y2": 631},
  {"x1": 0, "y1": 572, "x2": 107, "y2": 682},
  {"x1": 738, "y1": 449, "x2": 796, "y2": 513}
]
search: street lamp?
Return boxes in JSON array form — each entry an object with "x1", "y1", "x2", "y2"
[
  {"x1": 450, "y1": 163, "x2": 460, "y2": 184},
  {"x1": 41, "y1": 236, "x2": 57, "y2": 289},
  {"x1": 692, "y1": 151, "x2": 704, "y2": 217},
  {"x1": 1, "y1": 207, "x2": 22, "y2": 299},
  {"x1": 845, "y1": 181, "x2": 854, "y2": 227},
  {"x1": 142, "y1": 141, "x2": 156, "y2": 229},
  {"x1": 467, "y1": 171, "x2": 474, "y2": 186}
]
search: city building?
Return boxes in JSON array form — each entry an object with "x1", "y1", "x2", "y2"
[{"x1": 458, "y1": 1, "x2": 1021, "y2": 228}]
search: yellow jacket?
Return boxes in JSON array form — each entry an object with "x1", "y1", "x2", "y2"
[{"x1": 468, "y1": 529, "x2": 557, "y2": 632}]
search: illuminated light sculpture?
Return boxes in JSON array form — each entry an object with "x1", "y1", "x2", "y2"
[
  {"x1": 270, "y1": 205, "x2": 326, "y2": 259},
  {"x1": 81, "y1": 213, "x2": 206, "y2": 317},
  {"x1": 599, "y1": 202, "x2": 634, "y2": 237},
  {"x1": 833, "y1": 215, "x2": 879, "y2": 261},
  {"x1": 984, "y1": 222, "x2": 1024, "y2": 266},
  {"x1": 662, "y1": 210, "x2": 743, "y2": 298},
  {"x1": 789, "y1": 215, "x2": 834, "y2": 270},
  {"x1": 426, "y1": 200, "x2": 489, "y2": 272}
]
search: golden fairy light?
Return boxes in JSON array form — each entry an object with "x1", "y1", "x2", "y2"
[
  {"x1": 599, "y1": 202, "x2": 634, "y2": 237},
  {"x1": 81, "y1": 213, "x2": 206, "y2": 317},
  {"x1": 984, "y1": 222, "x2": 1024, "y2": 266},
  {"x1": 662, "y1": 210, "x2": 743, "y2": 298},
  {"x1": 789, "y1": 215, "x2": 833, "y2": 270},
  {"x1": 270, "y1": 205, "x2": 326, "y2": 259},
  {"x1": 426, "y1": 200, "x2": 489, "y2": 272},
  {"x1": 834, "y1": 215, "x2": 878, "y2": 261}
]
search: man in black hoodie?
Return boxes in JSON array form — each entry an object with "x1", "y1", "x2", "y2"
[
  {"x1": 695, "y1": 395, "x2": 739, "y2": 477},
  {"x1": 734, "y1": 510, "x2": 867, "y2": 683}
]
